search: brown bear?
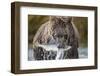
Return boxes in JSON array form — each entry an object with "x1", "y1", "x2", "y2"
[{"x1": 33, "y1": 16, "x2": 79, "y2": 60}]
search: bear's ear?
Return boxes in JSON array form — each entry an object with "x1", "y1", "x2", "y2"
[
  {"x1": 49, "y1": 16, "x2": 57, "y2": 21},
  {"x1": 64, "y1": 17, "x2": 73, "y2": 23},
  {"x1": 49, "y1": 16, "x2": 73, "y2": 23},
  {"x1": 56, "y1": 16, "x2": 73, "y2": 23}
]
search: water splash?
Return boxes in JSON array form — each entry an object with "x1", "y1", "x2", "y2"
[{"x1": 37, "y1": 44, "x2": 71, "y2": 60}]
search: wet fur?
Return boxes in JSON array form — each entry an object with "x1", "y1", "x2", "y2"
[{"x1": 33, "y1": 16, "x2": 79, "y2": 60}]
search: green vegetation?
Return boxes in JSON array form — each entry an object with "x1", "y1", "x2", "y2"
[
  {"x1": 28, "y1": 15, "x2": 49, "y2": 44},
  {"x1": 73, "y1": 17, "x2": 88, "y2": 47}
]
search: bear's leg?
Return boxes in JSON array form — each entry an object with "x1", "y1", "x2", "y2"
[{"x1": 63, "y1": 47, "x2": 79, "y2": 59}]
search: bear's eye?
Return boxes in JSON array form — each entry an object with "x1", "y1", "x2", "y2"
[
  {"x1": 57, "y1": 34, "x2": 63, "y2": 38},
  {"x1": 64, "y1": 34, "x2": 68, "y2": 39}
]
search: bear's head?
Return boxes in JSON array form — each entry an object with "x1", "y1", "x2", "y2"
[{"x1": 48, "y1": 16, "x2": 73, "y2": 48}]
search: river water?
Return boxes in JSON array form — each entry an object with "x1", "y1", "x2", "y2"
[
  {"x1": 78, "y1": 47, "x2": 88, "y2": 58},
  {"x1": 28, "y1": 46, "x2": 88, "y2": 61}
]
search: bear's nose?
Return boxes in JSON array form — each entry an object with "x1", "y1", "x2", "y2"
[{"x1": 56, "y1": 36, "x2": 64, "y2": 42}]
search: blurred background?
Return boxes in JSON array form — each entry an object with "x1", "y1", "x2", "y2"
[{"x1": 28, "y1": 15, "x2": 88, "y2": 58}]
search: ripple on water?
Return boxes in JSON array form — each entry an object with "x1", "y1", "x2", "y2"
[
  {"x1": 28, "y1": 46, "x2": 88, "y2": 61},
  {"x1": 78, "y1": 47, "x2": 88, "y2": 58}
]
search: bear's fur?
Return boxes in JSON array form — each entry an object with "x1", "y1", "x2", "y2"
[{"x1": 33, "y1": 16, "x2": 79, "y2": 60}]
